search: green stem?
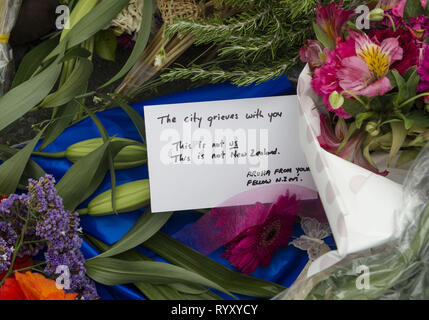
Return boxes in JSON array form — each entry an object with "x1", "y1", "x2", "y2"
[
  {"x1": 22, "y1": 239, "x2": 48, "y2": 246},
  {"x1": 31, "y1": 151, "x2": 66, "y2": 159},
  {"x1": 75, "y1": 91, "x2": 96, "y2": 100},
  {"x1": 398, "y1": 93, "x2": 429, "y2": 109},
  {"x1": 0, "y1": 211, "x2": 31, "y2": 287},
  {"x1": 15, "y1": 262, "x2": 47, "y2": 273},
  {"x1": 383, "y1": 14, "x2": 396, "y2": 32}
]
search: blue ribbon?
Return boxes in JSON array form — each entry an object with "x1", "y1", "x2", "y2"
[{"x1": 31, "y1": 76, "x2": 334, "y2": 300}]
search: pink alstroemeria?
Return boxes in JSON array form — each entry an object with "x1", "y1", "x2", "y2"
[
  {"x1": 377, "y1": 0, "x2": 402, "y2": 10},
  {"x1": 337, "y1": 32, "x2": 402, "y2": 97},
  {"x1": 318, "y1": 114, "x2": 388, "y2": 175},
  {"x1": 316, "y1": 1, "x2": 355, "y2": 43},
  {"x1": 300, "y1": 40, "x2": 330, "y2": 69}
]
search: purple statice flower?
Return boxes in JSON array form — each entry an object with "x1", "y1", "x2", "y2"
[
  {"x1": 0, "y1": 237, "x2": 13, "y2": 273},
  {"x1": 28, "y1": 175, "x2": 99, "y2": 300},
  {"x1": 0, "y1": 194, "x2": 43, "y2": 258},
  {"x1": 0, "y1": 175, "x2": 98, "y2": 300}
]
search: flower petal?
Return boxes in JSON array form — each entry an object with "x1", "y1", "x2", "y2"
[
  {"x1": 357, "y1": 77, "x2": 392, "y2": 97},
  {"x1": 338, "y1": 56, "x2": 372, "y2": 93},
  {"x1": 380, "y1": 37, "x2": 403, "y2": 62}
]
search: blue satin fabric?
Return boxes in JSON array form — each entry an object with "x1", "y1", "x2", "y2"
[{"x1": 31, "y1": 76, "x2": 335, "y2": 300}]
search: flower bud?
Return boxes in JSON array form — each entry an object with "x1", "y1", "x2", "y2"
[
  {"x1": 66, "y1": 138, "x2": 147, "y2": 170},
  {"x1": 82, "y1": 179, "x2": 150, "y2": 216},
  {"x1": 366, "y1": 121, "x2": 380, "y2": 136},
  {"x1": 329, "y1": 91, "x2": 344, "y2": 110},
  {"x1": 368, "y1": 8, "x2": 385, "y2": 22},
  {"x1": 335, "y1": 118, "x2": 348, "y2": 141}
]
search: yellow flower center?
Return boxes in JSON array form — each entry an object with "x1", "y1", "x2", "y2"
[{"x1": 358, "y1": 44, "x2": 390, "y2": 79}]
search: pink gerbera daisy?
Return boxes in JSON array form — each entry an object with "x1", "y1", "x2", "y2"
[{"x1": 221, "y1": 193, "x2": 300, "y2": 274}]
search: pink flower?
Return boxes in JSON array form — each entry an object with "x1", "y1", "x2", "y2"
[
  {"x1": 377, "y1": 0, "x2": 402, "y2": 10},
  {"x1": 369, "y1": 29, "x2": 420, "y2": 75},
  {"x1": 408, "y1": 15, "x2": 429, "y2": 39},
  {"x1": 316, "y1": 1, "x2": 355, "y2": 43},
  {"x1": 337, "y1": 32, "x2": 401, "y2": 97},
  {"x1": 317, "y1": 114, "x2": 389, "y2": 175},
  {"x1": 391, "y1": 0, "x2": 427, "y2": 18},
  {"x1": 311, "y1": 37, "x2": 356, "y2": 118},
  {"x1": 300, "y1": 40, "x2": 330, "y2": 69},
  {"x1": 221, "y1": 193, "x2": 300, "y2": 274},
  {"x1": 418, "y1": 45, "x2": 429, "y2": 92}
]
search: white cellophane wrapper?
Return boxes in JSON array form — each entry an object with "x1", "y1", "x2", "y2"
[
  {"x1": 0, "y1": 0, "x2": 22, "y2": 96},
  {"x1": 297, "y1": 65, "x2": 407, "y2": 276}
]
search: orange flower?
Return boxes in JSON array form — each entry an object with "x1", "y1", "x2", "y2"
[
  {"x1": 0, "y1": 278, "x2": 26, "y2": 300},
  {"x1": 10, "y1": 271, "x2": 78, "y2": 300}
]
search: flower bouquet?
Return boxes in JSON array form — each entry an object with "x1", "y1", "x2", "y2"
[
  {"x1": 0, "y1": 175, "x2": 98, "y2": 300},
  {"x1": 296, "y1": 0, "x2": 429, "y2": 266}
]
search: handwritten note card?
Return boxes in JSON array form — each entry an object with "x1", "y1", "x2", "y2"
[{"x1": 144, "y1": 95, "x2": 317, "y2": 213}]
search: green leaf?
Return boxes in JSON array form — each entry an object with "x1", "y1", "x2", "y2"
[
  {"x1": 0, "y1": 58, "x2": 63, "y2": 133},
  {"x1": 312, "y1": 22, "x2": 335, "y2": 50},
  {"x1": 39, "y1": 101, "x2": 80, "y2": 150},
  {"x1": 101, "y1": 0, "x2": 154, "y2": 88},
  {"x1": 392, "y1": 69, "x2": 407, "y2": 107},
  {"x1": 404, "y1": 0, "x2": 425, "y2": 19},
  {"x1": 143, "y1": 232, "x2": 286, "y2": 297},
  {"x1": 169, "y1": 283, "x2": 210, "y2": 295},
  {"x1": 389, "y1": 121, "x2": 408, "y2": 166},
  {"x1": 404, "y1": 66, "x2": 417, "y2": 81},
  {"x1": 80, "y1": 105, "x2": 118, "y2": 213},
  {"x1": 355, "y1": 112, "x2": 375, "y2": 129},
  {"x1": 404, "y1": 68, "x2": 420, "y2": 112},
  {"x1": 57, "y1": 139, "x2": 137, "y2": 211},
  {"x1": 57, "y1": 140, "x2": 110, "y2": 210},
  {"x1": 60, "y1": 46, "x2": 92, "y2": 63},
  {"x1": 407, "y1": 111, "x2": 429, "y2": 129},
  {"x1": 363, "y1": 132, "x2": 392, "y2": 168},
  {"x1": 396, "y1": 149, "x2": 420, "y2": 168},
  {"x1": 394, "y1": 112, "x2": 414, "y2": 130},
  {"x1": 46, "y1": 0, "x2": 130, "y2": 61},
  {"x1": 370, "y1": 95, "x2": 396, "y2": 112},
  {"x1": 95, "y1": 209, "x2": 172, "y2": 259},
  {"x1": 0, "y1": 145, "x2": 46, "y2": 185},
  {"x1": 336, "y1": 123, "x2": 357, "y2": 154},
  {"x1": 0, "y1": 129, "x2": 44, "y2": 194},
  {"x1": 95, "y1": 29, "x2": 117, "y2": 62},
  {"x1": 84, "y1": 234, "x2": 214, "y2": 300},
  {"x1": 12, "y1": 36, "x2": 59, "y2": 88},
  {"x1": 342, "y1": 97, "x2": 366, "y2": 116},
  {"x1": 100, "y1": 94, "x2": 146, "y2": 143},
  {"x1": 40, "y1": 58, "x2": 93, "y2": 108},
  {"x1": 85, "y1": 257, "x2": 233, "y2": 297}
]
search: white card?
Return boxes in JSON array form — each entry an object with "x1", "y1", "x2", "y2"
[{"x1": 144, "y1": 95, "x2": 317, "y2": 213}]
